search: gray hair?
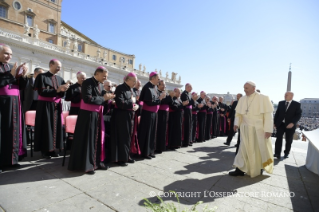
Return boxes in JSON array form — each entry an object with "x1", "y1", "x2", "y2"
[
  {"x1": 0, "y1": 44, "x2": 11, "y2": 51},
  {"x1": 103, "y1": 80, "x2": 112, "y2": 85}
]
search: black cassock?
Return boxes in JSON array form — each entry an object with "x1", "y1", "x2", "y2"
[
  {"x1": 138, "y1": 82, "x2": 161, "y2": 156},
  {"x1": 191, "y1": 99, "x2": 199, "y2": 143},
  {"x1": 181, "y1": 90, "x2": 192, "y2": 146},
  {"x1": 168, "y1": 97, "x2": 183, "y2": 148},
  {"x1": 226, "y1": 101, "x2": 240, "y2": 145},
  {"x1": 211, "y1": 102, "x2": 220, "y2": 138},
  {"x1": 205, "y1": 103, "x2": 213, "y2": 140},
  {"x1": 197, "y1": 97, "x2": 207, "y2": 142},
  {"x1": 156, "y1": 91, "x2": 172, "y2": 151},
  {"x1": 65, "y1": 82, "x2": 82, "y2": 115},
  {"x1": 109, "y1": 83, "x2": 134, "y2": 162},
  {"x1": 34, "y1": 72, "x2": 65, "y2": 155},
  {"x1": 218, "y1": 102, "x2": 228, "y2": 136},
  {"x1": 68, "y1": 77, "x2": 105, "y2": 172},
  {"x1": 0, "y1": 62, "x2": 27, "y2": 167},
  {"x1": 21, "y1": 76, "x2": 38, "y2": 113},
  {"x1": 130, "y1": 88, "x2": 140, "y2": 155}
]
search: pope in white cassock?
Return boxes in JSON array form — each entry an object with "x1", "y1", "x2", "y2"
[{"x1": 229, "y1": 81, "x2": 274, "y2": 178}]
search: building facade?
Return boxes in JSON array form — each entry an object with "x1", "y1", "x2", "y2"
[
  {"x1": 207, "y1": 92, "x2": 236, "y2": 105},
  {"x1": 300, "y1": 98, "x2": 319, "y2": 118},
  {"x1": 0, "y1": 0, "x2": 182, "y2": 89}
]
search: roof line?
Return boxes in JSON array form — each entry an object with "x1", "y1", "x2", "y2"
[{"x1": 61, "y1": 21, "x2": 135, "y2": 57}]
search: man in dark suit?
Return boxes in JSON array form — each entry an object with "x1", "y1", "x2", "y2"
[
  {"x1": 224, "y1": 93, "x2": 242, "y2": 153},
  {"x1": 274, "y1": 91, "x2": 302, "y2": 159},
  {"x1": 21, "y1": 67, "x2": 44, "y2": 113}
]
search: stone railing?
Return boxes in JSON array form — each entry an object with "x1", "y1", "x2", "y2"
[{"x1": 0, "y1": 26, "x2": 181, "y2": 84}]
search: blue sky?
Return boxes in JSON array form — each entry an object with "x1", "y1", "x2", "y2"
[{"x1": 61, "y1": 0, "x2": 319, "y2": 103}]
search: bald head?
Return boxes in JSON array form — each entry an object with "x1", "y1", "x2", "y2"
[{"x1": 285, "y1": 91, "x2": 294, "y2": 101}]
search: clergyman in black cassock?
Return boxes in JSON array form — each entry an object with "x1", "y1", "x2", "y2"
[
  {"x1": 224, "y1": 93, "x2": 242, "y2": 147},
  {"x1": 130, "y1": 82, "x2": 142, "y2": 155},
  {"x1": 138, "y1": 72, "x2": 165, "y2": 159},
  {"x1": 109, "y1": 73, "x2": 139, "y2": 166},
  {"x1": 34, "y1": 59, "x2": 69, "y2": 158},
  {"x1": 191, "y1": 92, "x2": 199, "y2": 143},
  {"x1": 205, "y1": 97, "x2": 213, "y2": 140},
  {"x1": 211, "y1": 96, "x2": 220, "y2": 138},
  {"x1": 0, "y1": 44, "x2": 28, "y2": 172},
  {"x1": 68, "y1": 67, "x2": 114, "y2": 174},
  {"x1": 168, "y1": 89, "x2": 184, "y2": 149},
  {"x1": 181, "y1": 83, "x2": 193, "y2": 147},
  {"x1": 218, "y1": 96, "x2": 228, "y2": 136},
  {"x1": 65, "y1": 72, "x2": 86, "y2": 115},
  {"x1": 156, "y1": 80, "x2": 173, "y2": 153},
  {"x1": 21, "y1": 68, "x2": 44, "y2": 113},
  {"x1": 197, "y1": 91, "x2": 207, "y2": 142}
]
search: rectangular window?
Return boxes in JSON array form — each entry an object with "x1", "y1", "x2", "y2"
[
  {"x1": 0, "y1": 6, "x2": 7, "y2": 18},
  {"x1": 50, "y1": 0, "x2": 56, "y2": 3},
  {"x1": 112, "y1": 55, "x2": 117, "y2": 61},
  {"x1": 48, "y1": 39, "x2": 53, "y2": 44},
  {"x1": 78, "y1": 44, "x2": 82, "y2": 52},
  {"x1": 129, "y1": 59, "x2": 133, "y2": 65},
  {"x1": 49, "y1": 23, "x2": 55, "y2": 33},
  {"x1": 27, "y1": 15, "x2": 33, "y2": 26}
]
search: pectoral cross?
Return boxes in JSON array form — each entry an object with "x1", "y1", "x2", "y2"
[{"x1": 245, "y1": 109, "x2": 249, "y2": 114}]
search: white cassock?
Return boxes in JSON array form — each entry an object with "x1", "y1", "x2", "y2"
[{"x1": 234, "y1": 92, "x2": 274, "y2": 178}]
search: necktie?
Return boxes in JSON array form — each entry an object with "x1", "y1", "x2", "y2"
[{"x1": 285, "y1": 102, "x2": 289, "y2": 111}]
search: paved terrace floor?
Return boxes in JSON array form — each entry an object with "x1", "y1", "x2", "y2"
[{"x1": 0, "y1": 136, "x2": 318, "y2": 212}]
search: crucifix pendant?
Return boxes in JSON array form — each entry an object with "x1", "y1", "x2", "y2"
[{"x1": 245, "y1": 109, "x2": 248, "y2": 114}]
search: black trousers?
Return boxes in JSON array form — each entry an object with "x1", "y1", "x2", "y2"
[
  {"x1": 235, "y1": 129, "x2": 240, "y2": 155},
  {"x1": 226, "y1": 117, "x2": 235, "y2": 144},
  {"x1": 274, "y1": 123, "x2": 295, "y2": 155}
]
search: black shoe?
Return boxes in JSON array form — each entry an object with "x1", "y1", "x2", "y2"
[
  {"x1": 51, "y1": 152, "x2": 60, "y2": 157},
  {"x1": 143, "y1": 155, "x2": 152, "y2": 159},
  {"x1": 182, "y1": 145, "x2": 188, "y2": 147},
  {"x1": 274, "y1": 154, "x2": 281, "y2": 159},
  {"x1": 188, "y1": 143, "x2": 193, "y2": 146},
  {"x1": 87, "y1": 170, "x2": 95, "y2": 175},
  {"x1": 12, "y1": 164, "x2": 21, "y2": 168},
  {"x1": 116, "y1": 161, "x2": 128, "y2": 166},
  {"x1": 223, "y1": 142, "x2": 230, "y2": 146},
  {"x1": 155, "y1": 150, "x2": 162, "y2": 154},
  {"x1": 234, "y1": 144, "x2": 238, "y2": 147},
  {"x1": 98, "y1": 162, "x2": 109, "y2": 170},
  {"x1": 229, "y1": 168, "x2": 245, "y2": 176},
  {"x1": 284, "y1": 154, "x2": 289, "y2": 158},
  {"x1": 150, "y1": 154, "x2": 156, "y2": 158},
  {"x1": 42, "y1": 153, "x2": 51, "y2": 159},
  {"x1": 128, "y1": 158, "x2": 135, "y2": 163}
]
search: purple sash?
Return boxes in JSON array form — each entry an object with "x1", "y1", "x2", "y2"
[
  {"x1": 207, "y1": 112, "x2": 213, "y2": 115},
  {"x1": 80, "y1": 100, "x2": 105, "y2": 162},
  {"x1": 192, "y1": 111, "x2": 198, "y2": 115},
  {"x1": 142, "y1": 103, "x2": 160, "y2": 113},
  {"x1": 38, "y1": 95, "x2": 64, "y2": 125},
  {"x1": 0, "y1": 85, "x2": 25, "y2": 156},
  {"x1": 71, "y1": 102, "x2": 81, "y2": 107},
  {"x1": 159, "y1": 104, "x2": 169, "y2": 111},
  {"x1": 185, "y1": 105, "x2": 192, "y2": 109}
]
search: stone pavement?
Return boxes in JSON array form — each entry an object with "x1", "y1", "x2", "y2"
[{"x1": 0, "y1": 136, "x2": 318, "y2": 212}]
